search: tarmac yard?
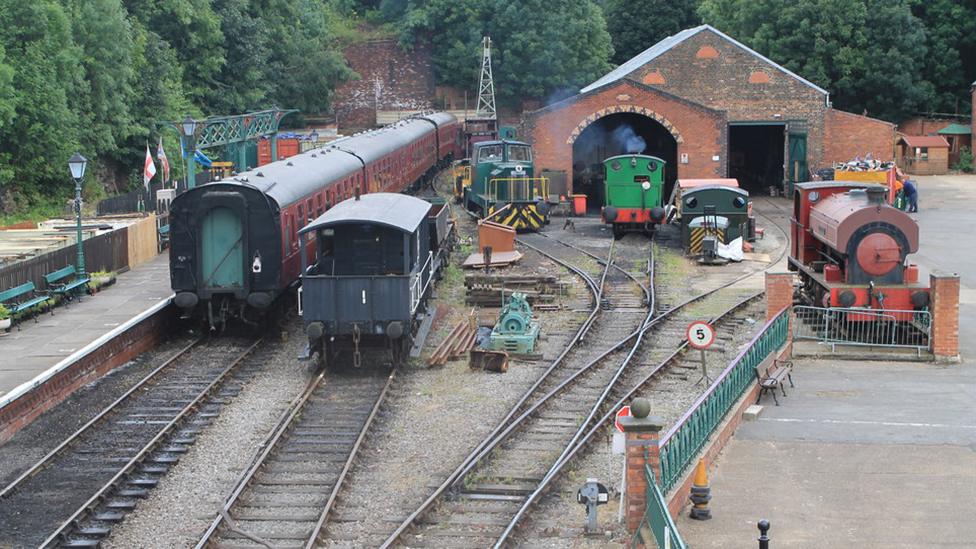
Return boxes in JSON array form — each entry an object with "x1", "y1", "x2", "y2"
[{"x1": 678, "y1": 174, "x2": 976, "y2": 548}]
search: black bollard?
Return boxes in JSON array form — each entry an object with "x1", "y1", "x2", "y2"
[{"x1": 757, "y1": 519, "x2": 770, "y2": 549}]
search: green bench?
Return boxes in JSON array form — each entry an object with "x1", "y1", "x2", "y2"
[
  {"x1": 0, "y1": 282, "x2": 52, "y2": 321},
  {"x1": 44, "y1": 265, "x2": 91, "y2": 300}
]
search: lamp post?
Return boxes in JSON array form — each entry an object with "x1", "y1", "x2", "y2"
[
  {"x1": 68, "y1": 153, "x2": 88, "y2": 277},
  {"x1": 182, "y1": 116, "x2": 198, "y2": 189}
]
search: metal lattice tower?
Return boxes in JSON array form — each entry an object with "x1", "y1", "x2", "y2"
[{"x1": 476, "y1": 36, "x2": 497, "y2": 119}]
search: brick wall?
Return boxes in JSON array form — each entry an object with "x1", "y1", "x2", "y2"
[
  {"x1": 898, "y1": 116, "x2": 958, "y2": 136},
  {"x1": 629, "y1": 28, "x2": 829, "y2": 171},
  {"x1": 523, "y1": 79, "x2": 727, "y2": 194},
  {"x1": 334, "y1": 38, "x2": 435, "y2": 131},
  {"x1": 930, "y1": 271, "x2": 960, "y2": 361},
  {"x1": 765, "y1": 272, "x2": 794, "y2": 321},
  {"x1": 824, "y1": 108, "x2": 896, "y2": 165}
]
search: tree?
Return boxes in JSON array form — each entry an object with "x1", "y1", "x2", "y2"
[
  {"x1": 698, "y1": 0, "x2": 932, "y2": 122},
  {"x1": 911, "y1": 0, "x2": 976, "y2": 115},
  {"x1": 603, "y1": 0, "x2": 700, "y2": 65},
  {"x1": 398, "y1": 0, "x2": 613, "y2": 104},
  {"x1": 0, "y1": 0, "x2": 83, "y2": 209}
]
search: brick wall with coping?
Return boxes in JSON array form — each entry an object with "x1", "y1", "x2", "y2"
[
  {"x1": 824, "y1": 109, "x2": 896, "y2": 164},
  {"x1": 333, "y1": 38, "x2": 435, "y2": 132},
  {"x1": 930, "y1": 271, "x2": 960, "y2": 361},
  {"x1": 523, "y1": 79, "x2": 727, "y2": 195}
]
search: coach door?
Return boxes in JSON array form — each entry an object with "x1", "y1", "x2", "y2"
[{"x1": 200, "y1": 206, "x2": 244, "y2": 289}]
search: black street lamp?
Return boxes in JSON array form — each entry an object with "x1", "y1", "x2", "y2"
[
  {"x1": 68, "y1": 153, "x2": 88, "y2": 276},
  {"x1": 182, "y1": 116, "x2": 198, "y2": 189}
]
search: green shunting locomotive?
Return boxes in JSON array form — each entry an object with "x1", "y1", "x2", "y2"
[
  {"x1": 463, "y1": 140, "x2": 550, "y2": 231},
  {"x1": 601, "y1": 154, "x2": 667, "y2": 237}
]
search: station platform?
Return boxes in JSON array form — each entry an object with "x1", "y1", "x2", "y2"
[{"x1": 0, "y1": 253, "x2": 171, "y2": 400}]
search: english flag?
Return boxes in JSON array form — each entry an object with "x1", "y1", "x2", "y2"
[
  {"x1": 156, "y1": 139, "x2": 170, "y2": 185},
  {"x1": 143, "y1": 143, "x2": 156, "y2": 191}
]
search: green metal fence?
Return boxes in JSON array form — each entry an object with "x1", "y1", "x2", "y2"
[
  {"x1": 632, "y1": 464, "x2": 687, "y2": 549},
  {"x1": 658, "y1": 308, "x2": 789, "y2": 493}
]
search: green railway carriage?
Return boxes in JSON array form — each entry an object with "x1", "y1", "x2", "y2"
[
  {"x1": 601, "y1": 154, "x2": 666, "y2": 237},
  {"x1": 678, "y1": 184, "x2": 752, "y2": 254},
  {"x1": 463, "y1": 140, "x2": 549, "y2": 231}
]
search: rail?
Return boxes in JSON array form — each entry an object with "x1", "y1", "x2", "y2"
[
  {"x1": 487, "y1": 176, "x2": 549, "y2": 203},
  {"x1": 659, "y1": 307, "x2": 789, "y2": 492},
  {"x1": 632, "y1": 464, "x2": 687, "y2": 549},
  {"x1": 793, "y1": 305, "x2": 930, "y2": 353}
]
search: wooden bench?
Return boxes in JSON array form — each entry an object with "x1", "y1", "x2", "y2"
[
  {"x1": 0, "y1": 282, "x2": 51, "y2": 322},
  {"x1": 44, "y1": 265, "x2": 91, "y2": 300},
  {"x1": 755, "y1": 359, "x2": 795, "y2": 406}
]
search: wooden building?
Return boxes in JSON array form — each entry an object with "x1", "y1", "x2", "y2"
[
  {"x1": 937, "y1": 123, "x2": 972, "y2": 167},
  {"x1": 897, "y1": 135, "x2": 950, "y2": 175}
]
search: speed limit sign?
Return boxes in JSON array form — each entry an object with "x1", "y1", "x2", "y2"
[{"x1": 686, "y1": 321, "x2": 715, "y2": 349}]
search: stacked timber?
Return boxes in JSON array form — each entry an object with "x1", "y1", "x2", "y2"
[
  {"x1": 464, "y1": 274, "x2": 568, "y2": 307},
  {"x1": 427, "y1": 310, "x2": 478, "y2": 367}
]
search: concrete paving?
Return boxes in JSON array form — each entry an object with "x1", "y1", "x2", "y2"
[
  {"x1": 677, "y1": 174, "x2": 976, "y2": 548},
  {"x1": 0, "y1": 253, "x2": 171, "y2": 399}
]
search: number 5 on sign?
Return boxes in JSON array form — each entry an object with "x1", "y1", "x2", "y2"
[{"x1": 686, "y1": 321, "x2": 715, "y2": 349}]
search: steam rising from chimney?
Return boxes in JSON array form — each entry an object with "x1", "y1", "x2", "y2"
[{"x1": 612, "y1": 125, "x2": 646, "y2": 154}]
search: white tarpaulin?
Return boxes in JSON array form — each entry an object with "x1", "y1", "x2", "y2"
[{"x1": 717, "y1": 236, "x2": 743, "y2": 262}]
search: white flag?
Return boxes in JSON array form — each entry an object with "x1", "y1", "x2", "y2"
[{"x1": 143, "y1": 143, "x2": 157, "y2": 191}]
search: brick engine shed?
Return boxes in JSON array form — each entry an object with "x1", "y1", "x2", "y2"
[{"x1": 523, "y1": 25, "x2": 896, "y2": 201}]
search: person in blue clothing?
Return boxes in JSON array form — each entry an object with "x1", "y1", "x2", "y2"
[{"x1": 903, "y1": 178, "x2": 918, "y2": 212}]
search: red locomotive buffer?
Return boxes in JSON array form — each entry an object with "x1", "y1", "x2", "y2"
[{"x1": 790, "y1": 182, "x2": 929, "y2": 321}]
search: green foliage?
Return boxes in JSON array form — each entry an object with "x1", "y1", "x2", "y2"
[
  {"x1": 603, "y1": 0, "x2": 700, "y2": 65},
  {"x1": 398, "y1": 0, "x2": 613, "y2": 104},
  {"x1": 956, "y1": 147, "x2": 974, "y2": 173},
  {"x1": 696, "y1": 0, "x2": 972, "y2": 122},
  {"x1": 0, "y1": 304, "x2": 10, "y2": 321},
  {"x1": 0, "y1": 0, "x2": 352, "y2": 220}
]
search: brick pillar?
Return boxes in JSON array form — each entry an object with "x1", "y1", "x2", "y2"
[
  {"x1": 765, "y1": 272, "x2": 794, "y2": 321},
  {"x1": 620, "y1": 411, "x2": 664, "y2": 534},
  {"x1": 930, "y1": 271, "x2": 960, "y2": 362}
]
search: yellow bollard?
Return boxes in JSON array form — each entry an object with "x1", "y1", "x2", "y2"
[{"x1": 689, "y1": 458, "x2": 712, "y2": 520}]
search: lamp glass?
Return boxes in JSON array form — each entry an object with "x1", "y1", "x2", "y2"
[
  {"x1": 182, "y1": 116, "x2": 197, "y2": 137},
  {"x1": 68, "y1": 153, "x2": 87, "y2": 180}
]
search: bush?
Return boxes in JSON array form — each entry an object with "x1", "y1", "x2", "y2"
[
  {"x1": 955, "y1": 147, "x2": 974, "y2": 173},
  {"x1": 0, "y1": 304, "x2": 10, "y2": 321}
]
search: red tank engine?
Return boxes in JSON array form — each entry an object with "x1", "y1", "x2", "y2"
[{"x1": 790, "y1": 182, "x2": 929, "y2": 319}]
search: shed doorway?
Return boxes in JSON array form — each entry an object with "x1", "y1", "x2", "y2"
[
  {"x1": 728, "y1": 123, "x2": 785, "y2": 194},
  {"x1": 572, "y1": 112, "x2": 677, "y2": 212}
]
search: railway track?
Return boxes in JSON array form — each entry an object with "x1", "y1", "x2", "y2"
[
  {"x1": 0, "y1": 336, "x2": 266, "y2": 548},
  {"x1": 379, "y1": 217, "x2": 791, "y2": 547},
  {"x1": 195, "y1": 369, "x2": 395, "y2": 548},
  {"x1": 378, "y1": 233, "x2": 653, "y2": 548}
]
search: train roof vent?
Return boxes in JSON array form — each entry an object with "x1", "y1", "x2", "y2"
[
  {"x1": 311, "y1": 153, "x2": 317, "y2": 158},
  {"x1": 256, "y1": 171, "x2": 264, "y2": 177},
  {"x1": 287, "y1": 161, "x2": 294, "y2": 166}
]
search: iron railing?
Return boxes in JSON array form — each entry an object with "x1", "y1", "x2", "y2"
[
  {"x1": 658, "y1": 308, "x2": 789, "y2": 493},
  {"x1": 632, "y1": 464, "x2": 687, "y2": 549},
  {"x1": 793, "y1": 305, "x2": 930, "y2": 352}
]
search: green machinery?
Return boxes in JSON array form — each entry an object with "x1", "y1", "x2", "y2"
[
  {"x1": 601, "y1": 154, "x2": 667, "y2": 237},
  {"x1": 487, "y1": 292, "x2": 540, "y2": 354},
  {"x1": 678, "y1": 185, "x2": 753, "y2": 255},
  {"x1": 463, "y1": 140, "x2": 550, "y2": 231}
]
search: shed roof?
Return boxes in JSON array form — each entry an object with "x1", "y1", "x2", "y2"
[
  {"x1": 899, "y1": 135, "x2": 950, "y2": 148},
  {"x1": 580, "y1": 24, "x2": 828, "y2": 96},
  {"x1": 937, "y1": 123, "x2": 972, "y2": 135},
  {"x1": 300, "y1": 193, "x2": 431, "y2": 235}
]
